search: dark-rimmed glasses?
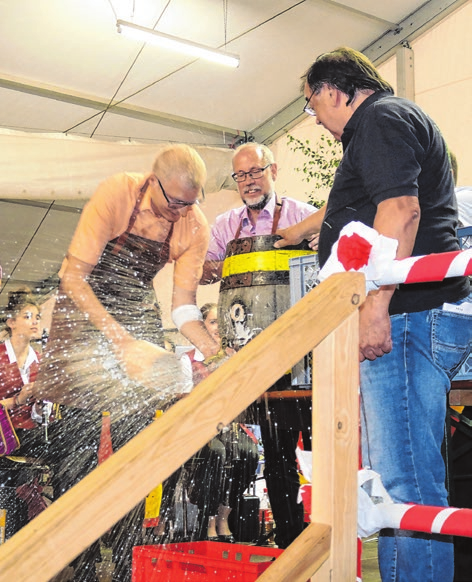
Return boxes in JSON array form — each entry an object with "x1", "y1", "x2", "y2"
[
  {"x1": 303, "y1": 87, "x2": 317, "y2": 116},
  {"x1": 157, "y1": 177, "x2": 203, "y2": 209},
  {"x1": 231, "y1": 163, "x2": 272, "y2": 183}
]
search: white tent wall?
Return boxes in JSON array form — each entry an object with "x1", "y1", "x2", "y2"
[
  {"x1": 272, "y1": 1, "x2": 472, "y2": 197},
  {"x1": 412, "y1": 1, "x2": 472, "y2": 186},
  {"x1": 0, "y1": 130, "x2": 236, "y2": 199}
]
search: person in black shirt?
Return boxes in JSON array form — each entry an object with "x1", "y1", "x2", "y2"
[{"x1": 276, "y1": 47, "x2": 471, "y2": 582}]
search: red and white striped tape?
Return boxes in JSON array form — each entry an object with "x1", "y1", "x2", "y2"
[
  {"x1": 378, "y1": 250, "x2": 472, "y2": 286},
  {"x1": 318, "y1": 221, "x2": 471, "y2": 289},
  {"x1": 378, "y1": 503, "x2": 472, "y2": 537}
]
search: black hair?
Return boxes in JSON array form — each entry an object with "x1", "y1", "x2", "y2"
[{"x1": 303, "y1": 46, "x2": 394, "y2": 105}]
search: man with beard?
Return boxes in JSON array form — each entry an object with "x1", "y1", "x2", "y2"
[{"x1": 201, "y1": 142, "x2": 317, "y2": 549}]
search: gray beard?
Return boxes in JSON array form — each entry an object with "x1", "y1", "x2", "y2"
[{"x1": 245, "y1": 193, "x2": 270, "y2": 211}]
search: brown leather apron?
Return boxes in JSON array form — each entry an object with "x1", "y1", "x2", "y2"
[{"x1": 35, "y1": 179, "x2": 174, "y2": 413}]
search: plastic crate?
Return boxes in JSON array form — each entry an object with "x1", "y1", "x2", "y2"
[
  {"x1": 455, "y1": 227, "x2": 472, "y2": 380},
  {"x1": 289, "y1": 254, "x2": 320, "y2": 387},
  {"x1": 289, "y1": 253, "x2": 320, "y2": 306},
  {"x1": 454, "y1": 353, "x2": 472, "y2": 381},
  {"x1": 132, "y1": 542, "x2": 283, "y2": 582},
  {"x1": 288, "y1": 249, "x2": 472, "y2": 382}
]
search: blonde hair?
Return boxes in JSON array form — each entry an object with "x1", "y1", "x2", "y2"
[
  {"x1": 152, "y1": 144, "x2": 207, "y2": 190},
  {"x1": 200, "y1": 302, "x2": 217, "y2": 321}
]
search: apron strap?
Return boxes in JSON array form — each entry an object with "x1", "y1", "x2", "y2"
[
  {"x1": 234, "y1": 196, "x2": 283, "y2": 240},
  {"x1": 271, "y1": 196, "x2": 282, "y2": 234},
  {"x1": 111, "y1": 178, "x2": 150, "y2": 255}
]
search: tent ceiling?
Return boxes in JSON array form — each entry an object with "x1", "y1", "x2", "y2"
[{"x1": 0, "y1": 0, "x2": 466, "y2": 147}]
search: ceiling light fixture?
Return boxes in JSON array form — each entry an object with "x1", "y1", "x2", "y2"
[{"x1": 116, "y1": 20, "x2": 240, "y2": 68}]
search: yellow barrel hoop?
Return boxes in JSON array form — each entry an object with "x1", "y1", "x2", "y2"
[{"x1": 222, "y1": 249, "x2": 314, "y2": 278}]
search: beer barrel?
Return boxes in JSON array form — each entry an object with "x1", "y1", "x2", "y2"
[{"x1": 218, "y1": 234, "x2": 315, "y2": 352}]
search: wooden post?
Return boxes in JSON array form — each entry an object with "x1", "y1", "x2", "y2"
[
  {"x1": 257, "y1": 522, "x2": 331, "y2": 582},
  {"x1": 311, "y1": 312, "x2": 360, "y2": 581},
  {"x1": 256, "y1": 304, "x2": 360, "y2": 581},
  {"x1": 0, "y1": 273, "x2": 364, "y2": 582}
]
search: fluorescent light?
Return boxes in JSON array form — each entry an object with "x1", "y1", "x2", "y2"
[{"x1": 116, "y1": 20, "x2": 240, "y2": 68}]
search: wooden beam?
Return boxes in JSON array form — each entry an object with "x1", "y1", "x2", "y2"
[
  {"x1": 259, "y1": 310, "x2": 360, "y2": 581},
  {"x1": 257, "y1": 523, "x2": 331, "y2": 581},
  {"x1": 450, "y1": 380, "x2": 472, "y2": 406},
  {"x1": 0, "y1": 272, "x2": 365, "y2": 582},
  {"x1": 0, "y1": 73, "x2": 242, "y2": 141}
]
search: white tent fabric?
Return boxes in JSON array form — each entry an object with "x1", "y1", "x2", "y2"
[
  {"x1": 272, "y1": 2, "x2": 472, "y2": 190},
  {"x1": 0, "y1": 128, "x2": 236, "y2": 200}
]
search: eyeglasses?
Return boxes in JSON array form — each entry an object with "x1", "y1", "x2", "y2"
[
  {"x1": 157, "y1": 177, "x2": 202, "y2": 209},
  {"x1": 231, "y1": 164, "x2": 272, "y2": 183},
  {"x1": 303, "y1": 87, "x2": 317, "y2": 116}
]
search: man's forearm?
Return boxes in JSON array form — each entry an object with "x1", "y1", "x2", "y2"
[
  {"x1": 180, "y1": 319, "x2": 220, "y2": 359},
  {"x1": 274, "y1": 206, "x2": 326, "y2": 248}
]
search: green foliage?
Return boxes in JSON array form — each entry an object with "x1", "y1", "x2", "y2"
[
  {"x1": 287, "y1": 133, "x2": 342, "y2": 206},
  {"x1": 310, "y1": 199, "x2": 326, "y2": 209}
]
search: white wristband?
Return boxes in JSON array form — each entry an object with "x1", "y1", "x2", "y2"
[{"x1": 172, "y1": 304, "x2": 203, "y2": 331}]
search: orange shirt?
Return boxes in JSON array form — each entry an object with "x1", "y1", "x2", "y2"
[{"x1": 65, "y1": 173, "x2": 210, "y2": 291}]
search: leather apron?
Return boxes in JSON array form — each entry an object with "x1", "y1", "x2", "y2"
[{"x1": 35, "y1": 178, "x2": 173, "y2": 413}]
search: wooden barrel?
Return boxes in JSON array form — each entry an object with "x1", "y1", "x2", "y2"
[{"x1": 218, "y1": 234, "x2": 315, "y2": 354}]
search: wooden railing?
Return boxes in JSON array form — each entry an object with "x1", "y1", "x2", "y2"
[{"x1": 0, "y1": 272, "x2": 365, "y2": 582}]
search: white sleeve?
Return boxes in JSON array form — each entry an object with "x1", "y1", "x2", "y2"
[
  {"x1": 179, "y1": 354, "x2": 194, "y2": 393},
  {"x1": 456, "y1": 187, "x2": 472, "y2": 227}
]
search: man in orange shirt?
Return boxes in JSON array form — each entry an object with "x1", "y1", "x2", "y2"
[
  {"x1": 37, "y1": 143, "x2": 220, "y2": 411},
  {"x1": 35, "y1": 144, "x2": 222, "y2": 582}
]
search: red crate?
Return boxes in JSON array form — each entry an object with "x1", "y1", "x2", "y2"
[{"x1": 132, "y1": 541, "x2": 283, "y2": 582}]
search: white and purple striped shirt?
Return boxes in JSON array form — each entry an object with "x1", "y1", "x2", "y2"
[{"x1": 206, "y1": 194, "x2": 316, "y2": 261}]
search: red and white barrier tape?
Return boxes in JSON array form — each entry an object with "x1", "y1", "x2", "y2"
[
  {"x1": 380, "y1": 250, "x2": 471, "y2": 286},
  {"x1": 378, "y1": 503, "x2": 472, "y2": 537},
  {"x1": 318, "y1": 221, "x2": 471, "y2": 291}
]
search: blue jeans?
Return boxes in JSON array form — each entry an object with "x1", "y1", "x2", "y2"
[{"x1": 360, "y1": 291, "x2": 472, "y2": 582}]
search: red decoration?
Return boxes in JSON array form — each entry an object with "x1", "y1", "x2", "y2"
[
  {"x1": 337, "y1": 233, "x2": 373, "y2": 271},
  {"x1": 191, "y1": 361, "x2": 210, "y2": 385}
]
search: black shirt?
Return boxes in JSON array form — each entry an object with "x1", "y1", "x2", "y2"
[{"x1": 319, "y1": 91, "x2": 469, "y2": 314}]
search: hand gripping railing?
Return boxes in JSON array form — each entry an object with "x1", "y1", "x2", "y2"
[{"x1": 0, "y1": 272, "x2": 365, "y2": 582}]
